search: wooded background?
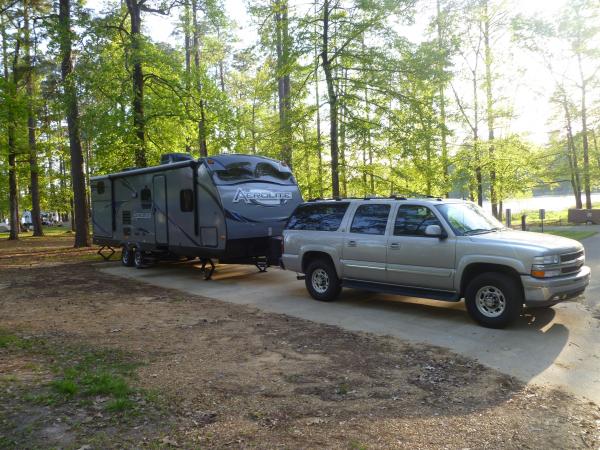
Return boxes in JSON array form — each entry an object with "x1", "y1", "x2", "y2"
[{"x1": 1, "y1": 0, "x2": 599, "y2": 246}]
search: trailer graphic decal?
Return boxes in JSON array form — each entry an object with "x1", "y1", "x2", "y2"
[{"x1": 232, "y1": 188, "x2": 293, "y2": 206}]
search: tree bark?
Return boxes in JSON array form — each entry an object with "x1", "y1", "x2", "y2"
[
  {"x1": 2, "y1": 19, "x2": 19, "y2": 240},
  {"x1": 191, "y1": 0, "x2": 208, "y2": 157},
  {"x1": 577, "y1": 52, "x2": 592, "y2": 209},
  {"x1": 483, "y1": 3, "x2": 498, "y2": 217},
  {"x1": 275, "y1": 0, "x2": 292, "y2": 168},
  {"x1": 24, "y1": 0, "x2": 43, "y2": 236},
  {"x1": 125, "y1": 0, "x2": 147, "y2": 167},
  {"x1": 321, "y1": 0, "x2": 340, "y2": 198},
  {"x1": 560, "y1": 92, "x2": 583, "y2": 209},
  {"x1": 314, "y1": 0, "x2": 323, "y2": 198},
  {"x1": 436, "y1": 0, "x2": 449, "y2": 197},
  {"x1": 59, "y1": 0, "x2": 91, "y2": 247}
]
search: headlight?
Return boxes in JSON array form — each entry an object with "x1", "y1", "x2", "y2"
[
  {"x1": 531, "y1": 254, "x2": 561, "y2": 278},
  {"x1": 533, "y1": 255, "x2": 560, "y2": 265}
]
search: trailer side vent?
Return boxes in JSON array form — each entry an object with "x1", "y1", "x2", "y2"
[{"x1": 122, "y1": 210, "x2": 131, "y2": 225}]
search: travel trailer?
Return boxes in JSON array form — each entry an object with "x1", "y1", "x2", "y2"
[{"x1": 90, "y1": 153, "x2": 302, "y2": 277}]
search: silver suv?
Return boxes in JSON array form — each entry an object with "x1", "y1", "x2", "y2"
[{"x1": 281, "y1": 198, "x2": 591, "y2": 328}]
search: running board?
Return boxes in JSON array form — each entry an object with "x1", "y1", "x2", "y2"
[{"x1": 341, "y1": 279, "x2": 461, "y2": 302}]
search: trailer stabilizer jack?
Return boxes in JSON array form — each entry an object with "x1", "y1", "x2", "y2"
[
  {"x1": 97, "y1": 246, "x2": 116, "y2": 261},
  {"x1": 254, "y1": 256, "x2": 268, "y2": 273},
  {"x1": 200, "y1": 258, "x2": 216, "y2": 280}
]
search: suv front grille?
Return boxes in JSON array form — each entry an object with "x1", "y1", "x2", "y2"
[{"x1": 561, "y1": 250, "x2": 584, "y2": 263}]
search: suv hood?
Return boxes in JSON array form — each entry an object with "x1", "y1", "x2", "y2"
[{"x1": 470, "y1": 229, "x2": 582, "y2": 255}]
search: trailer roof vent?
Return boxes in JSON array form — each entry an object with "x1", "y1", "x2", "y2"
[{"x1": 160, "y1": 153, "x2": 194, "y2": 165}]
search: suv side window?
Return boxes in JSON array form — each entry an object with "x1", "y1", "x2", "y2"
[
  {"x1": 286, "y1": 203, "x2": 349, "y2": 231},
  {"x1": 350, "y1": 204, "x2": 391, "y2": 235},
  {"x1": 394, "y1": 205, "x2": 442, "y2": 236}
]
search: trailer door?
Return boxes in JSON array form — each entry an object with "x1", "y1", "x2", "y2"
[{"x1": 153, "y1": 175, "x2": 168, "y2": 245}]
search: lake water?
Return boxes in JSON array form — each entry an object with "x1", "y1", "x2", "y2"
[{"x1": 481, "y1": 193, "x2": 600, "y2": 214}]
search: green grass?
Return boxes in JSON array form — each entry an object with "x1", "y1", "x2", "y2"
[
  {"x1": 519, "y1": 201, "x2": 600, "y2": 226},
  {"x1": 0, "y1": 225, "x2": 74, "y2": 239},
  {"x1": 544, "y1": 230, "x2": 598, "y2": 241},
  {"x1": 1, "y1": 328, "x2": 141, "y2": 413}
]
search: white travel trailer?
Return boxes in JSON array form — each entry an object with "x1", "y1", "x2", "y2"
[{"x1": 90, "y1": 153, "x2": 303, "y2": 277}]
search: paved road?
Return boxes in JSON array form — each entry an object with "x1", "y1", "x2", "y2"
[{"x1": 102, "y1": 250, "x2": 600, "y2": 405}]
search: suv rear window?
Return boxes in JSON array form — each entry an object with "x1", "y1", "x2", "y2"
[{"x1": 286, "y1": 203, "x2": 349, "y2": 231}]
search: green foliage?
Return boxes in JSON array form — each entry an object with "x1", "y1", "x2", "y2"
[{"x1": 1, "y1": 0, "x2": 599, "y2": 221}]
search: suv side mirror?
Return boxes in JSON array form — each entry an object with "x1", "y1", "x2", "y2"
[{"x1": 425, "y1": 224, "x2": 445, "y2": 238}]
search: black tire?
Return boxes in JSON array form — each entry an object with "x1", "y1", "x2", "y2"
[
  {"x1": 464, "y1": 272, "x2": 522, "y2": 329},
  {"x1": 121, "y1": 247, "x2": 134, "y2": 267},
  {"x1": 304, "y1": 258, "x2": 341, "y2": 302},
  {"x1": 133, "y1": 248, "x2": 146, "y2": 269}
]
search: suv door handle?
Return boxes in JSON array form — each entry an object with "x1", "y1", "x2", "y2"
[
  {"x1": 389, "y1": 242, "x2": 400, "y2": 249},
  {"x1": 347, "y1": 240, "x2": 357, "y2": 247}
]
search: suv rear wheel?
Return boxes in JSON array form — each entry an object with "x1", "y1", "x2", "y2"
[
  {"x1": 465, "y1": 272, "x2": 522, "y2": 328},
  {"x1": 305, "y1": 259, "x2": 341, "y2": 302}
]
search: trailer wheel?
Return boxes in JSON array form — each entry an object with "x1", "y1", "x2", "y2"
[
  {"x1": 134, "y1": 248, "x2": 146, "y2": 269},
  {"x1": 121, "y1": 247, "x2": 134, "y2": 267}
]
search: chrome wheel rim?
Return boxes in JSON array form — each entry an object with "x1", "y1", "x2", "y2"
[
  {"x1": 311, "y1": 268, "x2": 329, "y2": 294},
  {"x1": 475, "y1": 285, "x2": 506, "y2": 318},
  {"x1": 122, "y1": 249, "x2": 130, "y2": 264},
  {"x1": 134, "y1": 251, "x2": 143, "y2": 266}
]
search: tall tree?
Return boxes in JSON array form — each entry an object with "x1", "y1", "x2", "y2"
[
  {"x1": 274, "y1": 0, "x2": 292, "y2": 167},
  {"x1": 59, "y1": 0, "x2": 90, "y2": 247},
  {"x1": 1, "y1": 15, "x2": 20, "y2": 240},
  {"x1": 482, "y1": 0, "x2": 498, "y2": 218},
  {"x1": 23, "y1": 0, "x2": 43, "y2": 236}
]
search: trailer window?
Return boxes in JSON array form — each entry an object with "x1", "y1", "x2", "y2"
[
  {"x1": 180, "y1": 189, "x2": 194, "y2": 212},
  {"x1": 286, "y1": 203, "x2": 349, "y2": 231},
  {"x1": 96, "y1": 181, "x2": 105, "y2": 195},
  {"x1": 255, "y1": 162, "x2": 292, "y2": 181},
  {"x1": 141, "y1": 187, "x2": 152, "y2": 209},
  {"x1": 214, "y1": 162, "x2": 254, "y2": 182}
]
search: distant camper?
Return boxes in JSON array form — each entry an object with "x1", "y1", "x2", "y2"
[{"x1": 90, "y1": 153, "x2": 302, "y2": 274}]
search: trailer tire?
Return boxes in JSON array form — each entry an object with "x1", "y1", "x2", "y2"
[
  {"x1": 133, "y1": 248, "x2": 146, "y2": 269},
  {"x1": 121, "y1": 247, "x2": 134, "y2": 267},
  {"x1": 305, "y1": 258, "x2": 341, "y2": 302}
]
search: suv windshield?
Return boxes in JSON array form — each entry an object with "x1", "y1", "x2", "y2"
[
  {"x1": 213, "y1": 159, "x2": 294, "y2": 185},
  {"x1": 435, "y1": 203, "x2": 504, "y2": 236}
]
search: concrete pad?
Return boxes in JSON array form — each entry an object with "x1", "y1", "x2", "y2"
[{"x1": 101, "y1": 261, "x2": 600, "y2": 405}]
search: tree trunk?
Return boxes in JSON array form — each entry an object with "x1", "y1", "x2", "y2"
[
  {"x1": 577, "y1": 53, "x2": 592, "y2": 209},
  {"x1": 184, "y1": 0, "x2": 192, "y2": 153},
  {"x1": 314, "y1": 0, "x2": 323, "y2": 198},
  {"x1": 191, "y1": 0, "x2": 208, "y2": 157},
  {"x1": 60, "y1": 0, "x2": 91, "y2": 247},
  {"x1": 2, "y1": 19, "x2": 19, "y2": 240},
  {"x1": 275, "y1": 0, "x2": 292, "y2": 168},
  {"x1": 561, "y1": 94, "x2": 583, "y2": 209},
  {"x1": 321, "y1": 0, "x2": 339, "y2": 198},
  {"x1": 24, "y1": 0, "x2": 43, "y2": 236},
  {"x1": 436, "y1": 0, "x2": 449, "y2": 197},
  {"x1": 483, "y1": 4, "x2": 497, "y2": 217},
  {"x1": 125, "y1": 0, "x2": 147, "y2": 167}
]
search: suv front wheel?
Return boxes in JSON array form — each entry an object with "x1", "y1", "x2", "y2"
[
  {"x1": 305, "y1": 259, "x2": 341, "y2": 302},
  {"x1": 465, "y1": 272, "x2": 522, "y2": 328}
]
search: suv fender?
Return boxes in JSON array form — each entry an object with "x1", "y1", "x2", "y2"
[
  {"x1": 300, "y1": 246, "x2": 342, "y2": 278},
  {"x1": 456, "y1": 255, "x2": 527, "y2": 295}
]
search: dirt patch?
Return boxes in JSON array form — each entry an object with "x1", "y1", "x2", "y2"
[{"x1": 0, "y1": 238, "x2": 599, "y2": 448}]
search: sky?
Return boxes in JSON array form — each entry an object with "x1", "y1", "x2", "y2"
[{"x1": 85, "y1": 0, "x2": 577, "y2": 147}]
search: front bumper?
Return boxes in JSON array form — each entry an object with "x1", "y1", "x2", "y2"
[{"x1": 521, "y1": 265, "x2": 591, "y2": 306}]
